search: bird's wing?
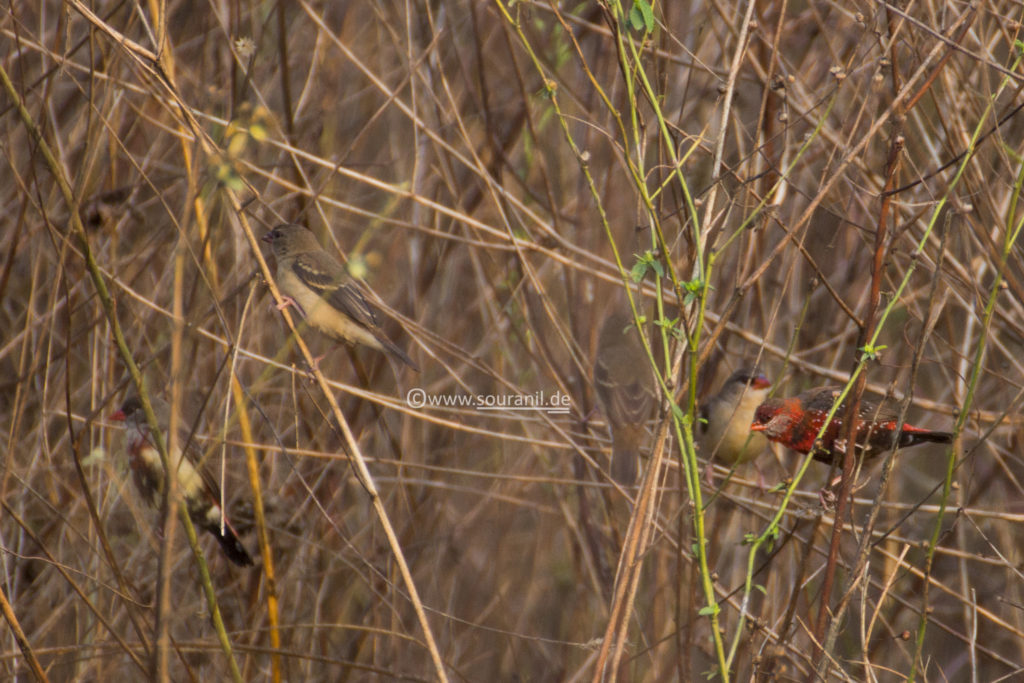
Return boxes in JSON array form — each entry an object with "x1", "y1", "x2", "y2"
[
  {"x1": 857, "y1": 396, "x2": 901, "y2": 423},
  {"x1": 802, "y1": 386, "x2": 844, "y2": 413},
  {"x1": 595, "y1": 360, "x2": 655, "y2": 426},
  {"x1": 619, "y1": 376, "x2": 655, "y2": 424},
  {"x1": 291, "y1": 252, "x2": 379, "y2": 329},
  {"x1": 180, "y1": 431, "x2": 223, "y2": 502},
  {"x1": 807, "y1": 386, "x2": 901, "y2": 423}
]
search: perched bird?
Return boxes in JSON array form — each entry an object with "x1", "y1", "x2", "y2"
[
  {"x1": 261, "y1": 223, "x2": 418, "y2": 370},
  {"x1": 698, "y1": 367, "x2": 771, "y2": 478},
  {"x1": 594, "y1": 311, "x2": 657, "y2": 484},
  {"x1": 750, "y1": 386, "x2": 952, "y2": 464},
  {"x1": 109, "y1": 396, "x2": 254, "y2": 567}
]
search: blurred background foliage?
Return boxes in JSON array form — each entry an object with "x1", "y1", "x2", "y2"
[{"x1": 4, "y1": 0, "x2": 1024, "y2": 680}]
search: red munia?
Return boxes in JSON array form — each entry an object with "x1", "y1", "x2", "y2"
[
  {"x1": 109, "y1": 396, "x2": 254, "y2": 567},
  {"x1": 750, "y1": 386, "x2": 952, "y2": 464}
]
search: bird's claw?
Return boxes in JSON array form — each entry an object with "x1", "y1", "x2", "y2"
[
  {"x1": 818, "y1": 486, "x2": 837, "y2": 510},
  {"x1": 703, "y1": 460, "x2": 718, "y2": 487},
  {"x1": 754, "y1": 463, "x2": 768, "y2": 492},
  {"x1": 303, "y1": 354, "x2": 327, "y2": 382}
]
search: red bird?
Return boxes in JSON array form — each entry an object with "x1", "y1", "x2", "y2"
[
  {"x1": 750, "y1": 386, "x2": 952, "y2": 463},
  {"x1": 109, "y1": 396, "x2": 254, "y2": 567}
]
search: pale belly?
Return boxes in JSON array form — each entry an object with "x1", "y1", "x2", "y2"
[{"x1": 279, "y1": 270, "x2": 382, "y2": 350}]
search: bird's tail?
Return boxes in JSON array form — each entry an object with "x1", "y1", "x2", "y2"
[
  {"x1": 611, "y1": 444, "x2": 638, "y2": 485},
  {"x1": 207, "y1": 522, "x2": 254, "y2": 567},
  {"x1": 610, "y1": 423, "x2": 647, "y2": 484},
  {"x1": 377, "y1": 335, "x2": 419, "y2": 371},
  {"x1": 901, "y1": 427, "x2": 953, "y2": 449}
]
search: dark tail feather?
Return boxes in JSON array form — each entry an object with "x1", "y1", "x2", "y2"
[
  {"x1": 902, "y1": 429, "x2": 953, "y2": 448},
  {"x1": 611, "y1": 445, "x2": 638, "y2": 485},
  {"x1": 209, "y1": 524, "x2": 254, "y2": 567},
  {"x1": 379, "y1": 336, "x2": 419, "y2": 371}
]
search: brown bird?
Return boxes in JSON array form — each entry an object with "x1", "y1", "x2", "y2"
[
  {"x1": 109, "y1": 396, "x2": 254, "y2": 567},
  {"x1": 594, "y1": 311, "x2": 657, "y2": 484},
  {"x1": 262, "y1": 223, "x2": 418, "y2": 370},
  {"x1": 698, "y1": 367, "x2": 771, "y2": 479},
  {"x1": 751, "y1": 386, "x2": 952, "y2": 464}
]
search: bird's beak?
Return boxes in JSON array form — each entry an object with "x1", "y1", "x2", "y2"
[
  {"x1": 260, "y1": 231, "x2": 274, "y2": 244},
  {"x1": 752, "y1": 375, "x2": 771, "y2": 389},
  {"x1": 750, "y1": 422, "x2": 766, "y2": 432},
  {"x1": 109, "y1": 410, "x2": 126, "y2": 422}
]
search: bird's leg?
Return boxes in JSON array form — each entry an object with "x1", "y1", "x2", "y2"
[
  {"x1": 275, "y1": 295, "x2": 306, "y2": 318},
  {"x1": 302, "y1": 354, "x2": 328, "y2": 382},
  {"x1": 703, "y1": 459, "x2": 718, "y2": 487},
  {"x1": 816, "y1": 472, "x2": 847, "y2": 510},
  {"x1": 818, "y1": 468, "x2": 869, "y2": 509},
  {"x1": 753, "y1": 461, "x2": 768, "y2": 492},
  {"x1": 818, "y1": 486, "x2": 837, "y2": 511}
]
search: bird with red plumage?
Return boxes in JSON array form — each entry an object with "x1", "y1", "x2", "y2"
[{"x1": 750, "y1": 386, "x2": 952, "y2": 463}]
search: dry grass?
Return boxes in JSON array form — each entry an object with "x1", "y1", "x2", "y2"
[{"x1": 4, "y1": 1, "x2": 1024, "y2": 680}]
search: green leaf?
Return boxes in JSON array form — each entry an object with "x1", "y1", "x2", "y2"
[
  {"x1": 629, "y1": 251, "x2": 652, "y2": 282},
  {"x1": 859, "y1": 343, "x2": 888, "y2": 361},
  {"x1": 249, "y1": 122, "x2": 268, "y2": 141},
  {"x1": 629, "y1": 0, "x2": 655, "y2": 32},
  {"x1": 629, "y1": 6, "x2": 645, "y2": 31},
  {"x1": 629, "y1": 258, "x2": 647, "y2": 282},
  {"x1": 629, "y1": 250, "x2": 666, "y2": 283},
  {"x1": 214, "y1": 160, "x2": 245, "y2": 191},
  {"x1": 698, "y1": 604, "x2": 720, "y2": 617},
  {"x1": 682, "y1": 277, "x2": 708, "y2": 306}
]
